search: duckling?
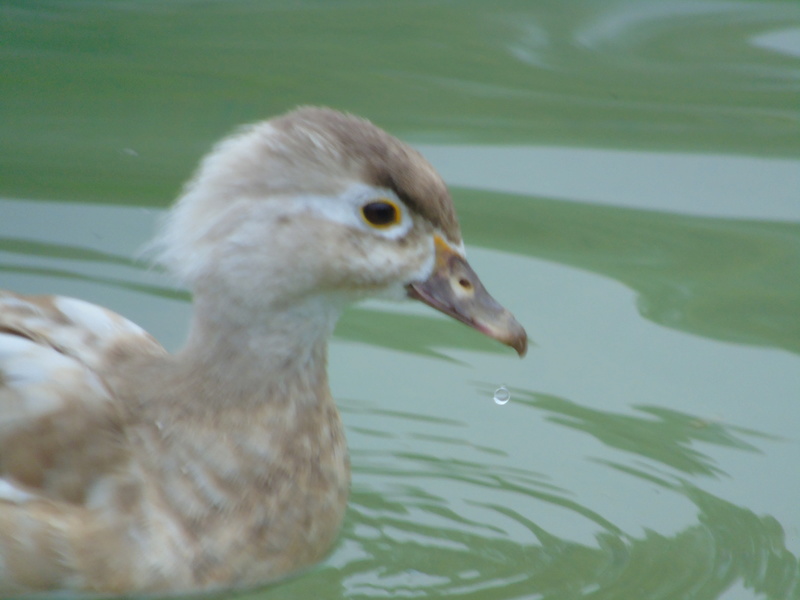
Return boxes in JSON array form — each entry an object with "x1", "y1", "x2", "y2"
[{"x1": 0, "y1": 107, "x2": 526, "y2": 597}]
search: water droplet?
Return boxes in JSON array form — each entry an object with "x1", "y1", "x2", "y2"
[{"x1": 493, "y1": 385, "x2": 510, "y2": 405}]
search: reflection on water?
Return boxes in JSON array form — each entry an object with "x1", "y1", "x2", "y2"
[
  {"x1": 2, "y1": 0, "x2": 799, "y2": 206},
  {"x1": 452, "y1": 189, "x2": 800, "y2": 356},
  {"x1": 242, "y1": 393, "x2": 797, "y2": 600},
  {"x1": 493, "y1": 0, "x2": 800, "y2": 150},
  {"x1": 524, "y1": 393, "x2": 768, "y2": 478}
]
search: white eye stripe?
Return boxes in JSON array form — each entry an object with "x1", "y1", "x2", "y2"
[{"x1": 285, "y1": 184, "x2": 413, "y2": 240}]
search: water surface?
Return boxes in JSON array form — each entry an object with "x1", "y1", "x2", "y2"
[{"x1": 2, "y1": 1, "x2": 799, "y2": 599}]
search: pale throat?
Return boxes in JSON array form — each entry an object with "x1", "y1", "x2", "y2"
[{"x1": 177, "y1": 289, "x2": 344, "y2": 393}]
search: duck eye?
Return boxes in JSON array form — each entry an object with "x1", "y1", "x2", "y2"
[{"x1": 361, "y1": 200, "x2": 400, "y2": 228}]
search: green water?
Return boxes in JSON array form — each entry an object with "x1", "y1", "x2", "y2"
[{"x1": 1, "y1": 1, "x2": 799, "y2": 599}]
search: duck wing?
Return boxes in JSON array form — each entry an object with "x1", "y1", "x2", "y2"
[
  {"x1": 0, "y1": 290, "x2": 166, "y2": 503},
  {"x1": 0, "y1": 291, "x2": 173, "y2": 592}
]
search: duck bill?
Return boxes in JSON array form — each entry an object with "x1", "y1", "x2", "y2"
[{"x1": 407, "y1": 237, "x2": 528, "y2": 357}]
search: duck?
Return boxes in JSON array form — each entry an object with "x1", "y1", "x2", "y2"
[{"x1": 0, "y1": 107, "x2": 527, "y2": 597}]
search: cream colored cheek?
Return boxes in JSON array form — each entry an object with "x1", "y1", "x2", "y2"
[
  {"x1": 406, "y1": 239, "x2": 435, "y2": 282},
  {"x1": 342, "y1": 242, "x2": 428, "y2": 296}
]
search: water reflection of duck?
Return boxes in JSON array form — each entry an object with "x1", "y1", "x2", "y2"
[{"x1": 0, "y1": 107, "x2": 526, "y2": 597}]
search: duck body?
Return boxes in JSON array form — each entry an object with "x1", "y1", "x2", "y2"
[
  {"x1": 0, "y1": 291, "x2": 348, "y2": 594},
  {"x1": 0, "y1": 107, "x2": 526, "y2": 596}
]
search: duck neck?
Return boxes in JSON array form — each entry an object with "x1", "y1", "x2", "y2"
[{"x1": 176, "y1": 290, "x2": 343, "y2": 408}]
